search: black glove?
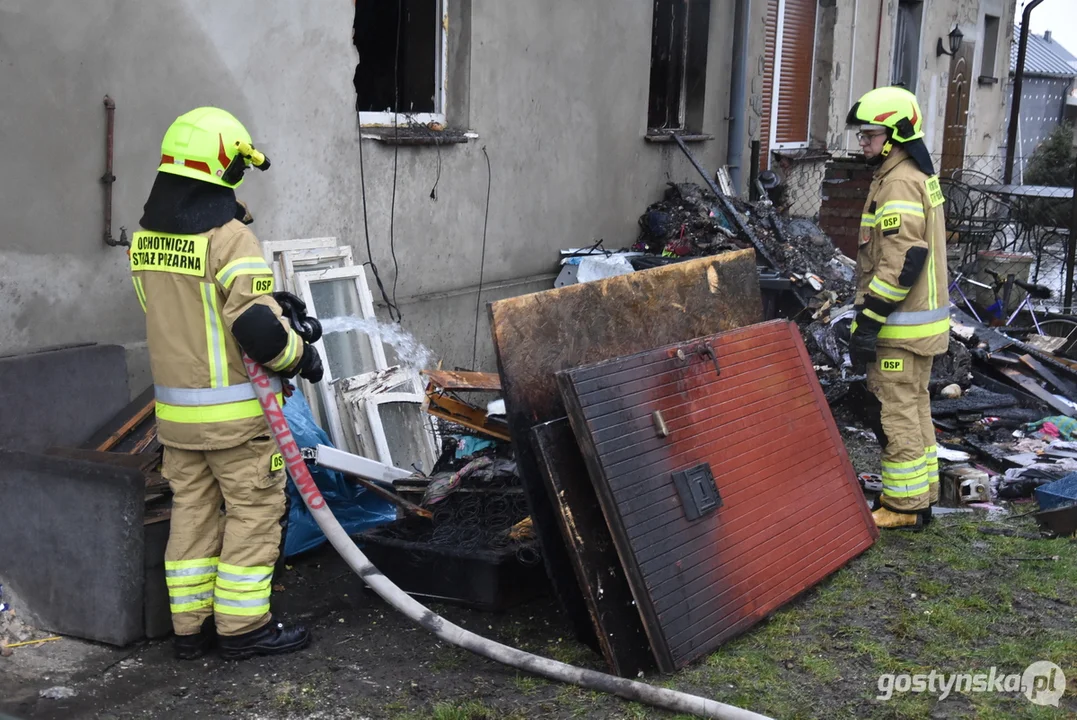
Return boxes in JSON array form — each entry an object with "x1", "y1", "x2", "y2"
[
  {"x1": 295, "y1": 343, "x2": 324, "y2": 384},
  {"x1": 849, "y1": 308, "x2": 883, "y2": 370},
  {"x1": 273, "y1": 292, "x2": 322, "y2": 344}
]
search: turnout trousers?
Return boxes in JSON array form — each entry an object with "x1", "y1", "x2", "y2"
[
  {"x1": 162, "y1": 434, "x2": 286, "y2": 636},
  {"x1": 865, "y1": 348, "x2": 939, "y2": 512}
]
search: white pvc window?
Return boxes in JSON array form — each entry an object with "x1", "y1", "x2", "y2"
[
  {"x1": 261, "y1": 237, "x2": 339, "y2": 293},
  {"x1": 280, "y1": 247, "x2": 355, "y2": 292},
  {"x1": 364, "y1": 392, "x2": 438, "y2": 473},
  {"x1": 293, "y1": 266, "x2": 389, "y2": 448}
]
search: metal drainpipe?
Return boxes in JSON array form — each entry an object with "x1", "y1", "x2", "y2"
[
  {"x1": 1005, "y1": 0, "x2": 1045, "y2": 184},
  {"x1": 726, "y1": 0, "x2": 751, "y2": 195},
  {"x1": 102, "y1": 95, "x2": 128, "y2": 247}
]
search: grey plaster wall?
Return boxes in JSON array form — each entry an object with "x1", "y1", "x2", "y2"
[{"x1": 0, "y1": 0, "x2": 757, "y2": 386}]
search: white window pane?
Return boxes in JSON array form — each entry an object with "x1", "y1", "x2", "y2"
[
  {"x1": 308, "y1": 279, "x2": 379, "y2": 379},
  {"x1": 378, "y1": 401, "x2": 429, "y2": 472}
]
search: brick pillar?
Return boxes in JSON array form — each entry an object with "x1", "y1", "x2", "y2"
[{"x1": 818, "y1": 160, "x2": 874, "y2": 259}]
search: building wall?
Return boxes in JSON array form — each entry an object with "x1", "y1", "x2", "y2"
[
  {"x1": 818, "y1": 0, "x2": 1016, "y2": 159},
  {"x1": 0, "y1": 0, "x2": 762, "y2": 395}
]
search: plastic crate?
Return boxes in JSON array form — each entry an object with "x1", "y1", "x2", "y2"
[
  {"x1": 1034, "y1": 473, "x2": 1077, "y2": 512},
  {"x1": 355, "y1": 522, "x2": 548, "y2": 612}
]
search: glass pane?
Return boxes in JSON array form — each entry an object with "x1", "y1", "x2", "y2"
[
  {"x1": 308, "y1": 277, "x2": 379, "y2": 381},
  {"x1": 378, "y1": 401, "x2": 429, "y2": 473}
]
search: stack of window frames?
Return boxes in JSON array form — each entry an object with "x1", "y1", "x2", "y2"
[{"x1": 262, "y1": 238, "x2": 435, "y2": 470}]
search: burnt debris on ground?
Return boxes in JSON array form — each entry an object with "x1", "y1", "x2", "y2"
[{"x1": 558, "y1": 172, "x2": 1077, "y2": 542}]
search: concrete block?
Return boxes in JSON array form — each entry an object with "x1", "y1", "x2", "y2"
[
  {"x1": 142, "y1": 520, "x2": 173, "y2": 639},
  {"x1": 0, "y1": 344, "x2": 129, "y2": 452},
  {"x1": 0, "y1": 451, "x2": 145, "y2": 646}
]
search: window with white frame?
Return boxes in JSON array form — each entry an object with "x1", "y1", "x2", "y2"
[{"x1": 353, "y1": 0, "x2": 447, "y2": 126}]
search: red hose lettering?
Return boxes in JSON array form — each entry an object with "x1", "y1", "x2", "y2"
[{"x1": 244, "y1": 356, "x2": 326, "y2": 510}]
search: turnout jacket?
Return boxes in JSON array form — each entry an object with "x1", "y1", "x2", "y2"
[
  {"x1": 854, "y1": 147, "x2": 950, "y2": 357},
  {"x1": 130, "y1": 219, "x2": 302, "y2": 450}
]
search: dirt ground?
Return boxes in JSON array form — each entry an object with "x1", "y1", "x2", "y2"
[{"x1": 2, "y1": 434, "x2": 1076, "y2": 720}]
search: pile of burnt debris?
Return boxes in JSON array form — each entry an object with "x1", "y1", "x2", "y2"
[{"x1": 555, "y1": 157, "x2": 1077, "y2": 540}]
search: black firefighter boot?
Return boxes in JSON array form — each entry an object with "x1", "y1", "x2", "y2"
[
  {"x1": 174, "y1": 616, "x2": 217, "y2": 660},
  {"x1": 218, "y1": 620, "x2": 311, "y2": 661}
]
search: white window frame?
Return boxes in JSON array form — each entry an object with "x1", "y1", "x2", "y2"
[
  {"x1": 293, "y1": 266, "x2": 390, "y2": 449},
  {"x1": 362, "y1": 391, "x2": 439, "y2": 473},
  {"x1": 359, "y1": 0, "x2": 449, "y2": 128},
  {"x1": 768, "y1": 0, "x2": 820, "y2": 151},
  {"x1": 335, "y1": 367, "x2": 435, "y2": 467},
  {"x1": 261, "y1": 237, "x2": 339, "y2": 292},
  {"x1": 280, "y1": 247, "x2": 355, "y2": 292}
]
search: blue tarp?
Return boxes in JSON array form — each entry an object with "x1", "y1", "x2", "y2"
[{"x1": 281, "y1": 387, "x2": 397, "y2": 558}]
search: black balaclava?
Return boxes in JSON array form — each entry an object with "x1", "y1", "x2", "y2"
[{"x1": 139, "y1": 172, "x2": 240, "y2": 234}]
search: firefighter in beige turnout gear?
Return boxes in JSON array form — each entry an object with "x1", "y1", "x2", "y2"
[
  {"x1": 133, "y1": 107, "x2": 323, "y2": 659},
  {"x1": 846, "y1": 87, "x2": 949, "y2": 531}
]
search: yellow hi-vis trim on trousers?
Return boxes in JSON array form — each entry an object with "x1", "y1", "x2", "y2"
[
  {"x1": 165, "y1": 557, "x2": 219, "y2": 613},
  {"x1": 168, "y1": 580, "x2": 215, "y2": 613},
  {"x1": 881, "y1": 456, "x2": 930, "y2": 498},
  {"x1": 165, "y1": 556, "x2": 219, "y2": 585},
  {"x1": 926, "y1": 445, "x2": 939, "y2": 485},
  {"x1": 213, "y1": 561, "x2": 274, "y2": 616},
  {"x1": 156, "y1": 393, "x2": 284, "y2": 424}
]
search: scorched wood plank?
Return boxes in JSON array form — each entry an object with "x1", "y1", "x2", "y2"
[
  {"x1": 531, "y1": 419, "x2": 655, "y2": 678},
  {"x1": 489, "y1": 250, "x2": 763, "y2": 651},
  {"x1": 557, "y1": 320, "x2": 877, "y2": 671}
]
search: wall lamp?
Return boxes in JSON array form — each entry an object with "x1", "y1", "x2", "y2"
[{"x1": 937, "y1": 26, "x2": 964, "y2": 57}]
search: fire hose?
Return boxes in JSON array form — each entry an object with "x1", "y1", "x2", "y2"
[{"x1": 243, "y1": 354, "x2": 774, "y2": 720}]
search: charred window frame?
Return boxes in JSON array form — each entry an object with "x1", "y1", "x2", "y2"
[
  {"x1": 646, "y1": 0, "x2": 712, "y2": 133},
  {"x1": 353, "y1": 0, "x2": 448, "y2": 127}
]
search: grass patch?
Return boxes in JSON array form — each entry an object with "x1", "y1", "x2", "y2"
[
  {"x1": 429, "y1": 700, "x2": 500, "y2": 720},
  {"x1": 666, "y1": 513, "x2": 1077, "y2": 719}
]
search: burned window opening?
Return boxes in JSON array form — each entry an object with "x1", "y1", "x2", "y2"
[
  {"x1": 647, "y1": 0, "x2": 711, "y2": 134},
  {"x1": 354, "y1": 0, "x2": 440, "y2": 118}
]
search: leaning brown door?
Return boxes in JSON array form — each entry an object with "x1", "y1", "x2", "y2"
[{"x1": 940, "y1": 43, "x2": 973, "y2": 178}]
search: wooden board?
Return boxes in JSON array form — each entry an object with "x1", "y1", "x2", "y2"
[
  {"x1": 557, "y1": 320, "x2": 877, "y2": 671},
  {"x1": 489, "y1": 250, "x2": 763, "y2": 644},
  {"x1": 532, "y1": 419, "x2": 655, "y2": 678},
  {"x1": 1019, "y1": 355, "x2": 1077, "y2": 399},
  {"x1": 423, "y1": 370, "x2": 502, "y2": 392},
  {"x1": 1000, "y1": 368, "x2": 1076, "y2": 418},
  {"x1": 80, "y1": 386, "x2": 155, "y2": 452}
]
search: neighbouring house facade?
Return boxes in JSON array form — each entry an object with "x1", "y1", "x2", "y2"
[
  {"x1": 1004, "y1": 27, "x2": 1077, "y2": 181},
  {"x1": 759, "y1": 0, "x2": 1018, "y2": 219}
]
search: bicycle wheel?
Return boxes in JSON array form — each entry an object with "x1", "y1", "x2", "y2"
[{"x1": 1031, "y1": 318, "x2": 1077, "y2": 359}]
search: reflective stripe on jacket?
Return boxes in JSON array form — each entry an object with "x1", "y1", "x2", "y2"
[{"x1": 855, "y1": 148, "x2": 950, "y2": 357}]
